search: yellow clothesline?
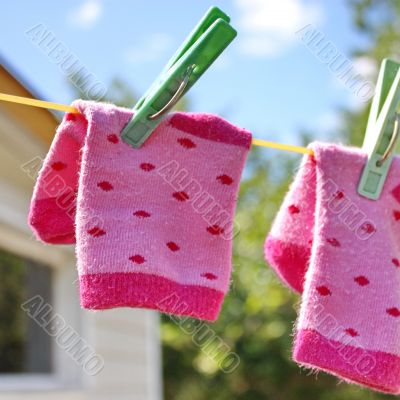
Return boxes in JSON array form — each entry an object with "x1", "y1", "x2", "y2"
[{"x1": 0, "y1": 92, "x2": 314, "y2": 156}]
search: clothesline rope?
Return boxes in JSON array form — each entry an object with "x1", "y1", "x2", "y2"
[
  {"x1": 0, "y1": 92, "x2": 314, "y2": 156},
  {"x1": 0, "y1": 92, "x2": 78, "y2": 113}
]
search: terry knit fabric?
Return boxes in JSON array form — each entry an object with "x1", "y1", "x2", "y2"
[
  {"x1": 265, "y1": 142, "x2": 400, "y2": 394},
  {"x1": 29, "y1": 100, "x2": 251, "y2": 322}
]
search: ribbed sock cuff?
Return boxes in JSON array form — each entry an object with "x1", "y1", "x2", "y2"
[
  {"x1": 294, "y1": 328, "x2": 400, "y2": 394},
  {"x1": 80, "y1": 272, "x2": 225, "y2": 322}
]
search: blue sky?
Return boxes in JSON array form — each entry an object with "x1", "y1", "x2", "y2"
[{"x1": 1, "y1": 0, "x2": 376, "y2": 146}]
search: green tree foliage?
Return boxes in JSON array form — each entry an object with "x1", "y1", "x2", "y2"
[
  {"x1": 344, "y1": 0, "x2": 399, "y2": 146},
  {"x1": 0, "y1": 250, "x2": 26, "y2": 372}
]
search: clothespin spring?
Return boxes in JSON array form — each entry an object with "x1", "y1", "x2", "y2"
[
  {"x1": 148, "y1": 64, "x2": 196, "y2": 121},
  {"x1": 377, "y1": 113, "x2": 400, "y2": 166}
]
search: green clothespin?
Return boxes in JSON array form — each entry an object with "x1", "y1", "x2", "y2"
[
  {"x1": 121, "y1": 6, "x2": 237, "y2": 148},
  {"x1": 358, "y1": 59, "x2": 400, "y2": 200}
]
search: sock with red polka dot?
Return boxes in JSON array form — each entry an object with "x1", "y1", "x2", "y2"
[
  {"x1": 28, "y1": 111, "x2": 88, "y2": 244},
  {"x1": 29, "y1": 100, "x2": 251, "y2": 321},
  {"x1": 264, "y1": 152, "x2": 316, "y2": 293},
  {"x1": 265, "y1": 142, "x2": 400, "y2": 393}
]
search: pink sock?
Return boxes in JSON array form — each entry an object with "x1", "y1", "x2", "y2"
[
  {"x1": 29, "y1": 100, "x2": 251, "y2": 322},
  {"x1": 265, "y1": 142, "x2": 400, "y2": 393},
  {"x1": 265, "y1": 153, "x2": 316, "y2": 292},
  {"x1": 28, "y1": 112, "x2": 88, "y2": 244}
]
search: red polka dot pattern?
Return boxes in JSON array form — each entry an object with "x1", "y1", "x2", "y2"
[
  {"x1": 393, "y1": 210, "x2": 400, "y2": 221},
  {"x1": 87, "y1": 227, "x2": 106, "y2": 237},
  {"x1": 391, "y1": 184, "x2": 400, "y2": 204},
  {"x1": 177, "y1": 137, "x2": 196, "y2": 149},
  {"x1": 334, "y1": 191, "x2": 344, "y2": 200},
  {"x1": 66, "y1": 113, "x2": 76, "y2": 121},
  {"x1": 345, "y1": 328, "x2": 359, "y2": 337},
  {"x1": 51, "y1": 161, "x2": 67, "y2": 171},
  {"x1": 217, "y1": 174, "x2": 233, "y2": 185},
  {"x1": 288, "y1": 204, "x2": 300, "y2": 214},
  {"x1": 129, "y1": 255, "x2": 145, "y2": 264},
  {"x1": 166, "y1": 242, "x2": 180, "y2": 252},
  {"x1": 360, "y1": 222, "x2": 376, "y2": 234},
  {"x1": 140, "y1": 163, "x2": 155, "y2": 172},
  {"x1": 202, "y1": 272, "x2": 217, "y2": 280},
  {"x1": 327, "y1": 238, "x2": 341, "y2": 247},
  {"x1": 107, "y1": 134, "x2": 119, "y2": 144},
  {"x1": 387, "y1": 307, "x2": 400, "y2": 317},
  {"x1": 97, "y1": 181, "x2": 113, "y2": 191},
  {"x1": 207, "y1": 225, "x2": 224, "y2": 235},
  {"x1": 173, "y1": 191, "x2": 189, "y2": 202},
  {"x1": 392, "y1": 258, "x2": 400, "y2": 268},
  {"x1": 133, "y1": 210, "x2": 151, "y2": 218},
  {"x1": 316, "y1": 285, "x2": 331, "y2": 296},
  {"x1": 354, "y1": 276, "x2": 369, "y2": 286}
]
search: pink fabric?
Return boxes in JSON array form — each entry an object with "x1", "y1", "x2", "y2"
[
  {"x1": 295, "y1": 329, "x2": 400, "y2": 394},
  {"x1": 265, "y1": 142, "x2": 400, "y2": 393},
  {"x1": 29, "y1": 100, "x2": 251, "y2": 321},
  {"x1": 80, "y1": 272, "x2": 224, "y2": 320}
]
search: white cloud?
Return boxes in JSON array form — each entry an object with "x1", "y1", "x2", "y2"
[
  {"x1": 317, "y1": 111, "x2": 342, "y2": 129},
  {"x1": 314, "y1": 110, "x2": 343, "y2": 136},
  {"x1": 353, "y1": 56, "x2": 377, "y2": 79},
  {"x1": 235, "y1": 0, "x2": 323, "y2": 57},
  {"x1": 124, "y1": 33, "x2": 173, "y2": 64},
  {"x1": 68, "y1": 0, "x2": 103, "y2": 29},
  {"x1": 329, "y1": 56, "x2": 377, "y2": 110}
]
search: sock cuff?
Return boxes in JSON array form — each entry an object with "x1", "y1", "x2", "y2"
[{"x1": 80, "y1": 272, "x2": 225, "y2": 322}]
